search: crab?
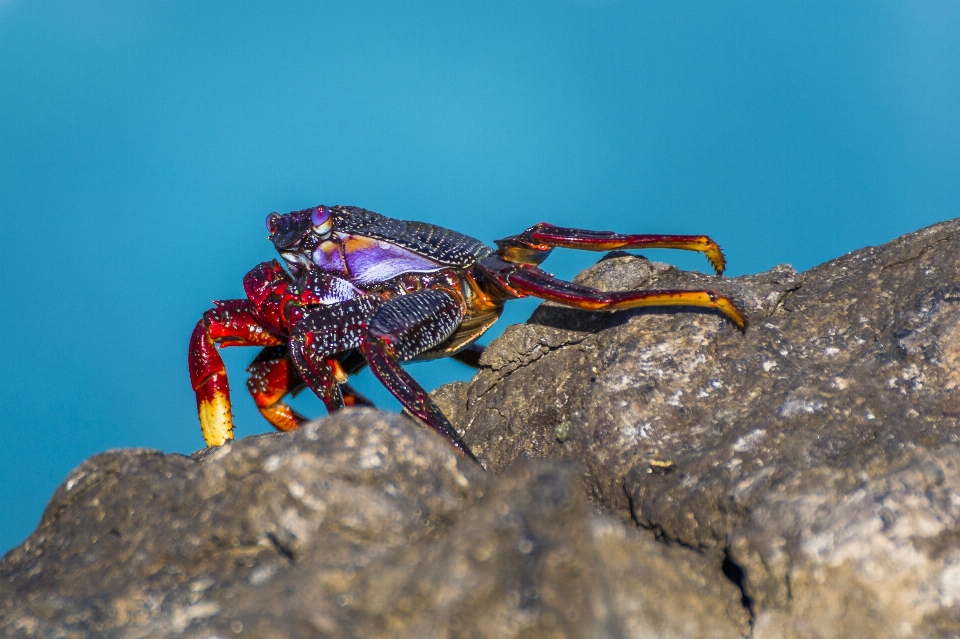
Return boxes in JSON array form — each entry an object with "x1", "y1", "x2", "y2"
[{"x1": 189, "y1": 205, "x2": 746, "y2": 460}]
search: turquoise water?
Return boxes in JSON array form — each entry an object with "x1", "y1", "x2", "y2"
[{"x1": 2, "y1": 0, "x2": 958, "y2": 554}]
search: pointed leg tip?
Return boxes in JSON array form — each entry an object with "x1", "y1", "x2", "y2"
[
  {"x1": 453, "y1": 439, "x2": 481, "y2": 464},
  {"x1": 715, "y1": 298, "x2": 748, "y2": 331},
  {"x1": 705, "y1": 243, "x2": 727, "y2": 276}
]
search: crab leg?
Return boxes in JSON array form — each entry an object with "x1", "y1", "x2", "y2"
[
  {"x1": 248, "y1": 344, "x2": 376, "y2": 432},
  {"x1": 290, "y1": 347, "x2": 348, "y2": 412},
  {"x1": 507, "y1": 223, "x2": 727, "y2": 274},
  {"x1": 506, "y1": 267, "x2": 747, "y2": 330},
  {"x1": 290, "y1": 296, "x2": 386, "y2": 413},
  {"x1": 361, "y1": 289, "x2": 477, "y2": 461},
  {"x1": 246, "y1": 346, "x2": 309, "y2": 432},
  {"x1": 189, "y1": 300, "x2": 284, "y2": 446},
  {"x1": 340, "y1": 383, "x2": 376, "y2": 408},
  {"x1": 331, "y1": 349, "x2": 377, "y2": 407}
]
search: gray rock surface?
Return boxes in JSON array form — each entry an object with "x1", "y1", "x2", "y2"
[
  {"x1": 5, "y1": 219, "x2": 960, "y2": 637},
  {"x1": 439, "y1": 218, "x2": 960, "y2": 637},
  {"x1": 0, "y1": 411, "x2": 746, "y2": 638}
]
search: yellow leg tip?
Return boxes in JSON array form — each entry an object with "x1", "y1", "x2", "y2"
[
  {"x1": 702, "y1": 241, "x2": 726, "y2": 276},
  {"x1": 713, "y1": 296, "x2": 747, "y2": 330},
  {"x1": 199, "y1": 392, "x2": 234, "y2": 447}
]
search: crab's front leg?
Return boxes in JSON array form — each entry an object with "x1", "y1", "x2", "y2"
[
  {"x1": 189, "y1": 300, "x2": 284, "y2": 446},
  {"x1": 360, "y1": 289, "x2": 478, "y2": 461},
  {"x1": 189, "y1": 260, "x2": 305, "y2": 446},
  {"x1": 290, "y1": 288, "x2": 476, "y2": 460},
  {"x1": 289, "y1": 296, "x2": 387, "y2": 413}
]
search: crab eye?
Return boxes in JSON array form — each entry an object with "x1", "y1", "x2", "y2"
[
  {"x1": 311, "y1": 205, "x2": 333, "y2": 236},
  {"x1": 266, "y1": 213, "x2": 280, "y2": 235}
]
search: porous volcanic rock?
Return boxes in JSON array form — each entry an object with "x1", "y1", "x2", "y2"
[
  {"x1": 0, "y1": 410, "x2": 746, "y2": 638},
  {"x1": 437, "y1": 218, "x2": 960, "y2": 637}
]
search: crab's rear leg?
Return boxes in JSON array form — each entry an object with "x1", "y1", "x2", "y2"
[
  {"x1": 499, "y1": 223, "x2": 728, "y2": 274},
  {"x1": 189, "y1": 300, "x2": 284, "y2": 446},
  {"x1": 506, "y1": 267, "x2": 747, "y2": 329},
  {"x1": 247, "y1": 345, "x2": 375, "y2": 433},
  {"x1": 360, "y1": 289, "x2": 478, "y2": 461},
  {"x1": 246, "y1": 346, "x2": 309, "y2": 432}
]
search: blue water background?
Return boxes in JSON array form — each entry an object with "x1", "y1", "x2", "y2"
[{"x1": 2, "y1": 1, "x2": 959, "y2": 553}]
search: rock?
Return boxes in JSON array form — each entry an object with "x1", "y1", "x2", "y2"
[
  {"x1": 450, "y1": 219, "x2": 960, "y2": 637},
  {"x1": 0, "y1": 410, "x2": 746, "y2": 638},
  {"x1": 6, "y1": 219, "x2": 960, "y2": 637}
]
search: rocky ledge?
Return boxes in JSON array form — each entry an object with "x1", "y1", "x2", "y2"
[{"x1": 5, "y1": 219, "x2": 960, "y2": 638}]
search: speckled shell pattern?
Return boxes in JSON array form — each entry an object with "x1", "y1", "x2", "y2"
[{"x1": 330, "y1": 206, "x2": 494, "y2": 268}]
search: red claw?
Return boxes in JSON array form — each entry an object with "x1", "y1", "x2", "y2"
[
  {"x1": 189, "y1": 299, "x2": 284, "y2": 446},
  {"x1": 242, "y1": 261, "x2": 298, "y2": 334}
]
